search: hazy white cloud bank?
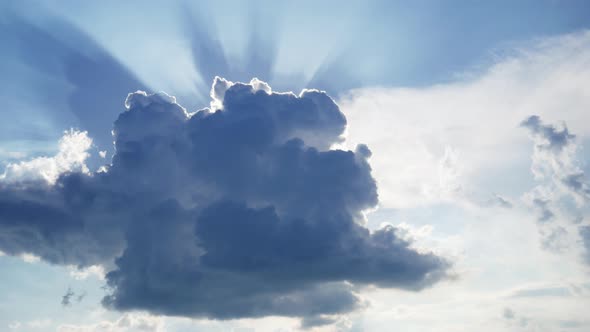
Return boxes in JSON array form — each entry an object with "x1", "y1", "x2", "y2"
[
  {"x1": 340, "y1": 30, "x2": 590, "y2": 210},
  {"x1": 337, "y1": 30, "x2": 590, "y2": 331}
]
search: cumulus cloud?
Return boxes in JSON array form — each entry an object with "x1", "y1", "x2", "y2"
[
  {"x1": 521, "y1": 115, "x2": 575, "y2": 152},
  {"x1": 69, "y1": 264, "x2": 106, "y2": 280},
  {"x1": 503, "y1": 307, "x2": 515, "y2": 319},
  {"x1": 0, "y1": 129, "x2": 92, "y2": 185},
  {"x1": 492, "y1": 195, "x2": 513, "y2": 209},
  {"x1": 521, "y1": 115, "x2": 590, "y2": 204},
  {"x1": 0, "y1": 78, "x2": 449, "y2": 323},
  {"x1": 520, "y1": 115, "x2": 590, "y2": 259}
]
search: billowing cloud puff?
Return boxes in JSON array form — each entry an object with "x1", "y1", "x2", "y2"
[
  {"x1": 520, "y1": 115, "x2": 575, "y2": 153},
  {"x1": 521, "y1": 115, "x2": 590, "y2": 260},
  {"x1": 521, "y1": 115, "x2": 590, "y2": 203},
  {"x1": 0, "y1": 78, "x2": 449, "y2": 324},
  {"x1": 520, "y1": 115, "x2": 587, "y2": 223},
  {"x1": 0, "y1": 129, "x2": 92, "y2": 185}
]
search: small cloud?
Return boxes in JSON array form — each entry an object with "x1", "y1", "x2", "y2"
[
  {"x1": 540, "y1": 226, "x2": 569, "y2": 253},
  {"x1": 489, "y1": 194, "x2": 513, "y2": 209},
  {"x1": 580, "y1": 226, "x2": 590, "y2": 264},
  {"x1": 521, "y1": 115, "x2": 590, "y2": 260},
  {"x1": 76, "y1": 291, "x2": 87, "y2": 303},
  {"x1": 518, "y1": 317, "x2": 529, "y2": 327},
  {"x1": 521, "y1": 115, "x2": 590, "y2": 204},
  {"x1": 61, "y1": 287, "x2": 75, "y2": 307},
  {"x1": 8, "y1": 321, "x2": 21, "y2": 330},
  {"x1": 68, "y1": 265, "x2": 105, "y2": 280},
  {"x1": 559, "y1": 320, "x2": 586, "y2": 328},
  {"x1": 0, "y1": 130, "x2": 92, "y2": 185},
  {"x1": 0, "y1": 149, "x2": 26, "y2": 160},
  {"x1": 27, "y1": 319, "x2": 52, "y2": 329},
  {"x1": 531, "y1": 197, "x2": 555, "y2": 223},
  {"x1": 20, "y1": 253, "x2": 40, "y2": 264},
  {"x1": 503, "y1": 307, "x2": 515, "y2": 320},
  {"x1": 57, "y1": 313, "x2": 163, "y2": 332},
  {"x1": 520, "y1": 115, "x2": 575, "y2": 153},
  {"x1": 562, "y1": 172, "x2": 590, "y2": 201},
  {"x1": 501, "y1": 308, "x2": 529, "y2": 328},
  {"x1": 300, "y1": 315, "x2": 338, "y2": 329}
]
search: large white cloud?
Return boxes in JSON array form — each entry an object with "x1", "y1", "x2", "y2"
[
  {"x1": 339, "y1": 31, "x2": 590, "y2": 209},
  {"x1": 335, "y1": 30, "x2": 590, "y2": 332}
]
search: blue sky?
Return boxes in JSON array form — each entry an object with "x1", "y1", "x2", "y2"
[{"x1": 1, "y1": 1, "x2": 590, "y2": 331}]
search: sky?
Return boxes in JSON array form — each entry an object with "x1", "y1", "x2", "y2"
[{"x1": 1, "y1": 1, "x2": 590, "y2": 331}]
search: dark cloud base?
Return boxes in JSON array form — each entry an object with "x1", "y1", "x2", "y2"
[{"x1": 0, "y1": 78, "x2": 450, "y2": 325}]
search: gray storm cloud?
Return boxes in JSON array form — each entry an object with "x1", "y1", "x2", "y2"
[{"x1": 0, "y1": 77, "x2": 450, "y2": 325}]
